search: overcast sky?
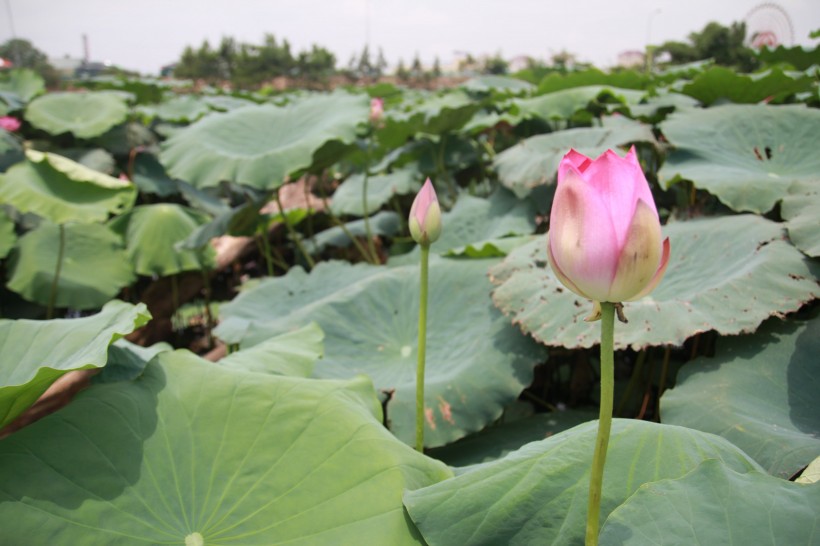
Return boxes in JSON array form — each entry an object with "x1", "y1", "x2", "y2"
[{"x1": 2, "y1": 0, "x2": 817, "y2": 75}]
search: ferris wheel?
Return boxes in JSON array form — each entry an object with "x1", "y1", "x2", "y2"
[{"x1": 744, "y1": 3, "x2": 795, "y2": 48}]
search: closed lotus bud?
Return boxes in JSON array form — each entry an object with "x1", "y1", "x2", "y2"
[
  {"x1": 548, "y1": 147, "x2": 671, "y2": 304},
  {"x1": 369, "y1": 97, "x2": 384, "y2": 124},
  {"x1": 409, "y1": 178, "x2": 442, "y2": 246}
]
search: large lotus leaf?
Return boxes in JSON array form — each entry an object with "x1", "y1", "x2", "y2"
[
  {"x1": 0, "y1": 300, "x2": 149, "y2": 428},
  {"x1": 214, "y1": 261, "x2": 385, "y2": 344},
  {"x1": 757, "y1": 44, "x2": 820, "y2": 71},
  {"x1": 227, "y1": 259, "x2": 545, "y2": 448},
  {"x1": 660, "y1": 316, "x2": 819, "y2": 478},
  {"x1": 96, "y1": 338, "x2": 172, "y2": 384},
  {"x1": 0, "y1": 150, "x2": 136, "y2": 224},
  {"x1": 131, "y1": 153, "x2": 180, "y2": 197},
  {"x1": 0, "y1": 206, "x2": 15, "y2": 258},
  {"x1": 160, "y1": 92, "x2": 369, "y2": 189},
  {"x1": 679, "y1": 66, "x2": 815, "y2": 106},
  {"x1": 536, "y1": 68, "x2": 649, "y2": 94},
  {"x1": 108, "y1": 203, "x2": 215, "y2": 276},
  {"x1": 391, "y1": 189, "x2": 537, "y2": 266},
  {"x1": 6, "y1": 222, "x2": 136, "y2": 309},
  {"x1": 25, "y1": 91, "x2": 128, "y2": 138},
  {"x1": 490, "y1": 215, "x2": 819, "y2": 350},
  {"x1": 0, "y1": 351, "x2": 452, "y2": 544},
  {"x1": 798, "y1": 457, "x2": 820, "y2": 484},
  {"x1": 600, "y1": 459, "x2": 820, "y2": 545},
  {"x1": 427, "y1": 410, "x2": 597, "y2": 467},
  {"x1": 331, "y1": 168, "x2": 422, "y2": 216},
  {"x1": 92, "y1": 120, "x2": 159, "y2": 156},
  {"x1": 201, "y1": 94, "x2": 256, "y2": 112},
  {"x1": 461, "y1": 75, "x2": 534, "y2": 94},
  {"x1": 493, "y1": 122, "x2": 655, "y2": 197},
  {"x1": 413, "y1": 90, "x2": 482, "y2": 135},
  {"x1": 658, "y1": 104, "x2": 820, "y2": 213},
  {"x1": 138, "y1": 95, "x2": 211, "y2": 123},
  {"x1": 306, "y1": 211, "x2": 401, "y2": 254},
  {"x1": 219, "y1": 322, "x2": 324, "y2": 377},
  {"x1": 515, "y1": 85, "x2": 645, "y2": 121},
  {"x1": 0, "y1": 68, "x2": 45, "y2": 103},
  {"x1": 404, "y1": 419, "x2": 761, "y2": 546},
  {"x1": 0, "y1": 128, "x2": 24, "y2": 172},
  {"x1": 782, "y1": 180, "x2": 820, "y2": 257}
]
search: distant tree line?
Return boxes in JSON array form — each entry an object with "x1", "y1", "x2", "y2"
[
  {"x1": 174, "y1": 34, "x2": 336, "y2": 87},
  {"x1": 654, "y1": 21, "x2": 759, "y2": 72}
]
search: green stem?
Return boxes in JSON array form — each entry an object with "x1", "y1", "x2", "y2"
[
  {"x1": 415, "y1": 244, "x2": 430, "y2": 452},
  {"x1": 170, "y1": 274, "x2": 180, "y2": 331},
  {"x1": 47, "y1": 223, "x2": 66, "y2": 320},
  {"x1": 258, "y1": 227, "x2": 275, "y2": 277},
  {"x1": 275, "y1": 191, "x2": 315, "y2": 270},
  {"x1": 361, "y1": 141, "x2": 378, "y2": 263},
  {"x1": 317, "y1": 182, "x2": 377, "y2": 264},
  {"x1": 586, "y1": 301, "x2": 616, "y2": 546}
]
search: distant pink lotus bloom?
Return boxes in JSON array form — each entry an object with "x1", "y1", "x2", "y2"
[
  {"x1": 548, "y1": 147, "x2": 670, "y2": 304},
  {"x1": 369, "y1": 97, "x2": 384, "y2": 124},
  {"x1": 409, "y1": 178, "x2": 442, "y2": 246},
  {"x1": 0, "y1": 116, "x2": 21, "y2": 132}
]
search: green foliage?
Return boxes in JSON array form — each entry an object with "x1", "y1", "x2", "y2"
[
  {"x1": 405, "y1": 420, "x2": 760, "y2": 545},
  {"x1": 0, "y1": 33, "x2": 818, "y2": 543},
  {"x1": 174, "y1": 34, "x2": 336, "y2": 88},
  {"x1": 0, "y1": 300, "x2": 149, "y2": 428},
  {"x1": 656, "y1": 20, "x2": 759, "y2": 71},
  {"x1": 0, "y1": 351, "x2": 452, "y2": 544},
  {"x1": 661, "y1": 316, "x2": 820, "y2": 478},
  {"x1": 0, "y1": 39, "x2": 60, "y2": 87},
  {"x1": 600, "y1": 460, "x2": 820, "y2": 545}
]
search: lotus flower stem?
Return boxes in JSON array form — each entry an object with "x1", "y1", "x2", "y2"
[
  {"x1": 586, "y1": 301, "x2": 616, "y2": 545},
  {"x1": 275, "y1": 190, "x2": 315, "y2": 270},
  {"x1": 415, "y1": 243, "x2": 430, "y2": 452},
  {"x1": 46, "y1": 224, "x2": 66, "y2": 320},
  {"x1": 361, "y1": 149, "x2": 379, "y2": 264}
]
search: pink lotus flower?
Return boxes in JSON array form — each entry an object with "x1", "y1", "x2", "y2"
[
  {"x1": 409, "y1": 178, "x2": 442, "y2": 246},
  {"x1": 369, "y1": 97, "x2": 384, "y2": 124},
  {"x1": 548, "y1": 147, "x2": 670, "y2": 305},
  {"x1": 0, "y1": 116, "x2": 21, "y2": 132}
]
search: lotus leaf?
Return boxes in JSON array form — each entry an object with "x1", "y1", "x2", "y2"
[
  {"x1": 661, "y1": 316, "x2": 820, "y2": 478},
  {"x1": 306, "y1": 211, "x2": 401, "y2": 254},
  {"x1": 679, "y1": 66, "x2": 815, "y2": 106},
  {"x1": 0, "y1": 150, "x2": 136, "y2": 224},
  {"x1": 160, "y1": 92, "x2": 369, "y2": 189},
  {"x1": 0, "y1": 68, "x2": 45, "y2": 103},
  {"x1": 0, "y1": 299, "x2": 149, "y2": 428},
  {"x1": 461, "y1": 76, "x2": 534, "y2": 94},
  {"x1": 781, "y1": 180, "x2": 820, "y2": 257},
  {"x1": 0, "y1": 351, "x2": 452, "y2": 544},
  {"x1": 404, "y1": 420, "x2": 760, "y2": 546},
  {"x1": 659, "y1": 104, "x2": 820, "y2": 213},
  {"x1": 25, "y1": 91, "x2": 128, "y2": 138},
  {"x1": 0, "y1": 206, "x2": 15, "y2": 258},
  {"x1": 6, "y1": 222, "x2": 136, "y2": 309},
  {"x1": 600, "y1": 459, "x2": 820, "y2": 545},
  {"x1": 227, "y1": 258, "x2": 545, "y2": 448},
  {"x1": 427, "y1": 409, "x2": 597, "y2": 467},
  {"x1": 493, "y1": 122, "x2": 655, "y2": 197},
  {"x1": 108, "y1": 203, "x2": 216, "y2": 276},
  {"x1": 490, "y1": 215, "x2": 819, "y2": 349},
  {"x1": 515, "y1": 85, "x2": 645, "y2": 121},
  {"x1": 219, "y1": 322, "x2": 324, "y2": 377},
  {"x1": 331, "y1": 168, "x2": 421, "y2": 216},
  {"x1": 0, "y1": 128, "x2": 24, "y2": 172},
  {"x1": 139, "y1": 95, "x2": 211, "y2": 123}
]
